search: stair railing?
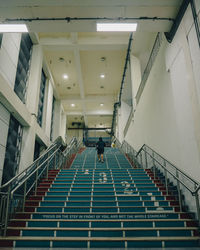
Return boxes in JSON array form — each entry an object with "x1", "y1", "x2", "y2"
[
  {"x1": 62, "y1": 137, "x2": 82, "y2": 168},
  {"x1": 114, "y1": 138, "x2": 141, "y2": 168},
  {"x1": 0, "y1": 137, "x2": 81, "y2": 236},
  {"x1": 117, "y1": 140, "x2": 200, "y2": 226}
]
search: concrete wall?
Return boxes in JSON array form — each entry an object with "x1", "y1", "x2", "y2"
[
  {"x1": 0, "y1": 33, "x2": 21, "y2": 89},
  {"x1": 53, "y1": 100, "x2": 66, "y2": 142},
  {"x1": 119, "y1": 5, "x2": 200, "y2": 183},
  {"x1": 0, "y1": 33, "x2": 21, "y2": 184},
  {"x1": 0, "y1": 33, "x2": 66, "y2": 183},
  {"x1": 118, "y1": 101, "x2": 131, "y2": 143},
  {"x1": 66, "y1": 129, "x2": 83, "y2": 144},
  {"x1": 130, "y1": 55, "x2": 141, "y2": 107}
]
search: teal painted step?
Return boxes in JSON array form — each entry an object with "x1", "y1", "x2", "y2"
[
  {"x1": 35, "y1": 206, "x2": 174, "y2": 213},
  {"x1": 32, "y1": 212, "x2": 180, "y2": 220},
  {"x1": 6, "y1": 147, "x2": 199, "y2": 248},
  {"x1": 20, "y1": 228, "x2": 194, "y2": 237},
  {"x1": 12, "y1": 218, "x2": 192, "y2": 227},
  {"x1": 14, "y1": 238, "x2": 200, "y2": 248}
]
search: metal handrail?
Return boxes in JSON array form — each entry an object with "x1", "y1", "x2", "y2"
[
  {"x1": 117, "y1": 140, "x2": 200, "y2": 226},
  {"x1": 0, "y1": 143, "x2": 57, "y2": 190},
  {"x1": 136, "y1": 144, "x2": 200, "y2": 187},
  {"x1": 11, "y1": 148, "x2": 60, "y2": 197},
  {"x1": 0, "y1": 136, "x2": 81, "y2": 236}
]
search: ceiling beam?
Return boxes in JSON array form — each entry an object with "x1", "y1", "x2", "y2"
[
  {"x1": 61, "y1": 94, "x2": 115, "y2": 103},
  {"x1": 40, "y1": 36, "x2": 129, "y2": 46},
  {"x1": 72, "y1": 33, "x2": 88, "y2": 126},
  {"x1": 43, "y1": 43, "x2": 128, "y2": 51},
  {"x1": 67, "y1": 127, "x2": 111, "y2": 130},
  {"x1": 66, "y1": 110, "x2": 113, "y2": 115},
  {"x1": 0, "y1": 0, "x2": 181, "y2": 7}
]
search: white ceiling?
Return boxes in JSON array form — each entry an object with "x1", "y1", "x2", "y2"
[{"x1": 0, "y1": 0, "x2": 182, "y2": 130}]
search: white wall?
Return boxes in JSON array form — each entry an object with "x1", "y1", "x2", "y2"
[
  {"x1": 19, "y1": 125, "x2": 35, "y2": 173},
  {"x1": 51, "y1": 100, "x2": 66, "y2": 142},
  {"x1": 0, "y1": 33, "x2": 21, "y2": 183},
  {"x1": 130, "y1": 55, "x2": 141, "y2": 106},
  {"x1": 26, "y1": 45, "x2": 43, "y2": 114},
  {"x1": 0, "y1": 33, "x2": 21, "y2": 89},
  {"x1": 0, "y1": 33, "x2": 66, "y2": 183},
  {"x1": 61, "y1": 111, "x2": 67, "y2": 142},
  {"x1": 66, "y1": 129, "x2": 83, "y2": 144},
  {"x1": 120, "y1": 5, "x2": 200, "y2": 182},
  {"x1": 118, "y1": 101, "x2": 131, "y2": 143}
]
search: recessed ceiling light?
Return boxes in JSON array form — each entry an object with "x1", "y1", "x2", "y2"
[
  {"x1": 100, "y1": 103, "x2": 104, "y2": 106},
  {"x1": 71, "y1": 103, "x2": 75, "y2": 107},
  {"x1": 97, "y1": 23, "x2": 137, "y2": 32},
  {"x1": 59, "y1": 57, "x2": 65, "y2": 62},
  {"x1": 100, "y1": 57, "x2": 106, "y2": 62},
  {"x1": 100, "y1": 74, "x2": 105, "y2": 78},
  {"x1": 63, "y1": 74, "x2": 68, "y2": 79},
  {"x1": 0, "y1": 24, "x2": 28, "y2": 33}
]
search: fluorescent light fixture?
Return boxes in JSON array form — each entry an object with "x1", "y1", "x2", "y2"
[
  {"x1": 71, "y1": 103, "x2": 75, "y2": 107},
  {"x1": 100, "y1": 74, "x2": 105, "y2": 78},
  {"x1": 100, "y1": 103, "x2": 104, "y2": 106},
  {"x1": 97, "y1": 23, "x2": 137, "y2": 32},
  {"x1": 0, "y1": 24, "x2": 28, "y2": 33},
  {"x1": 63, "y1": 74, "x2": 68, "y2": 79}
]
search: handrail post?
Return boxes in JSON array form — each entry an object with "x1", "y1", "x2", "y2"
[
  {"x1": 35, "y1": 168, "x2": 38, "y2": 196},
  {"x1": 194, "y1": 184, "x2": 200, "y2": 226},
  {"x1": 58, "y1": 151, "x2": 61, "y2": 169},
  {"x1": 176, "y1": 170, "x2": 183, "y2": 212},
  {"x1": 22, "y1": 181, "x2": 27, "y2": 212},
  {"x1": 164, "y1": 161, "x2": 168, "y2": 195},
  {"x1": 152, "y1": 151, "x2": 156, "y2": 180},
  {"x1": 145, "y1": 148, "x2": 148, "y2": 169},
  {"x1": 140, "y1": 153, "x2": 143, "y2": 168},
  {"x1": 4, "y1": 186, "x2": 11, "y2": 236},
  {"x1": 54, "y1": 152, "x2": 57, "y2": 169},
  {"x1": 131, "y1": 147, "x2": 134, "y2": 166},
  {"x1": 46, "y1": 152, "x2": 49, "y2": 179}
]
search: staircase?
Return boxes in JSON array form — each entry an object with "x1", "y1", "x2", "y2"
[{"x1": 1, "y1": 147, "x2": 200, "y2": 248}]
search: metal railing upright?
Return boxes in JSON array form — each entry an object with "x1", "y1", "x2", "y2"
[
  {"x1": 0, "y1": 137, "x2": 81, "y2": 236},
  {"x1": 116, "y1": 140, "x2": 200, "y2": 227}
]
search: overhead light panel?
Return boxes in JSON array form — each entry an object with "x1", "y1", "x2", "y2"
[
  {"x1": 0, "y1": 24, "x2": 28, "y2": 33},
  {"x1": 71, "y1": 103, "x2": 75, "y2": 107},
  {"x1": 100, "y1": 74, "x2": 105, "y2": 78},
  {"x1": 97, "y1": 23, "x2": 137, "y2": 32},
  {"x1": 63, "y1": 74, "x2": 68, "y2": 79},
  {"x1": 100, "y1": 103, "x2": 104, "y2": 106}
]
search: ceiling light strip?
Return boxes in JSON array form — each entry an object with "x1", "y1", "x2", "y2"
[
  {"x1": 0, "y1": 24, "x2": 28, "y2": 32},
  {"x1": 97, "y1": 23, "x2": 137, "y2": 32}
]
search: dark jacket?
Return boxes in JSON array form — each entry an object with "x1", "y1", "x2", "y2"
[{"x1": 96, "y1": 140, "x2": 105, "y2": 150}]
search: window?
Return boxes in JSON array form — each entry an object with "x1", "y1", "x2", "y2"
[
  {"x1": 14, "y1": 33, "x2": 33, "y2": 103},
  {"x1": 0, "y1": 33, "x2": 2, "y2": 48},
  {"x1": 37, "y1": 70, "x2": 46, "y2": 127},
  {"x1": 2, "y1": 115, "x2": 23, "y2": 185}
]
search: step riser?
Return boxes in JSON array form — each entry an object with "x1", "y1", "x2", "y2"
[{"x1": 2, "y1": 148, "x2": 199, "y2": 248}]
